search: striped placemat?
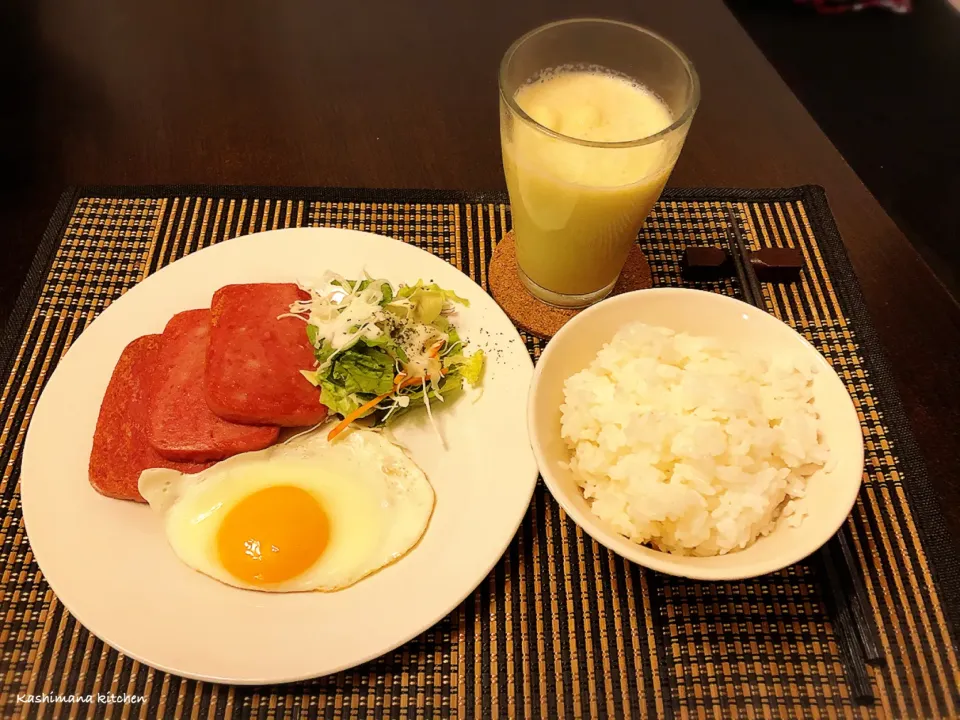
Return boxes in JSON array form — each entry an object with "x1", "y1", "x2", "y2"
[{"x1": 1, "y1": 186, "x2": 957, "y2": 719}]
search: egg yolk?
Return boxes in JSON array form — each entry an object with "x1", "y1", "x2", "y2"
[{"x1": 217, "y1": 485, "x2": 329, "y2": 585}]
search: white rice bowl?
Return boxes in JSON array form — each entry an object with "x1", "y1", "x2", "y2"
[{"x1": 559, "y1": 322, "x2": 830, "y2": 557}]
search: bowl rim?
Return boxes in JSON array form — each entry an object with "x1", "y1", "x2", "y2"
[{"x1": 528, "y1": 287, "x2": 865, "y2": 581}]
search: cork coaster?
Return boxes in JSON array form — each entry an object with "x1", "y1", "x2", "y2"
[{"x1": 488, "y1": 231, "x2": 652, "y2": 338}]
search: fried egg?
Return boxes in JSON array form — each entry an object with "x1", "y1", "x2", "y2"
[{"x1": 138, "y1": 428, "x2": 434, "y2": 592}]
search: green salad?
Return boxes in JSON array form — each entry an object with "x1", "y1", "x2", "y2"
[{"x1": 295, "y1": 273, "x2": 484, "y2": 438}]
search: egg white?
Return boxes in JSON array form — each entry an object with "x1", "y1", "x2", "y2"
[{"x1": 139, "y1": 428, "x2": 435, "y2": 592}]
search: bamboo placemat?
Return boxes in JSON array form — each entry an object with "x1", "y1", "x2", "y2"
[{"x1": 1, "y1": 186, "x2": 958, "y2": 719}]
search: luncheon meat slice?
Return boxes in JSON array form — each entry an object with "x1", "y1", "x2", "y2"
[
  {"x1": 89, "y1": 335, "x2": 212, "y2": 502},
  {"x1": 205, "y1": 283, "x2": 329, "y2": 427},
  {"x1": 148, "y1": 309, "x2": 280, "y2": 462}
]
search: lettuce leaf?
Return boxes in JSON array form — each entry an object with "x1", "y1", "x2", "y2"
[
  {"x1": 316, "y1": 343, "x2": 396, "y2": 418},
  {"x1": 396, "y1": 281, "x2": 470, "y2": 324},
  {"x1": 328, "y1": 347, "x2": 395, "y2": 397},
  {"x1": 444, "y1": 349, "x2": 484, "y2": 386},
  {"x1": 406, "y1": 281, "x2": 470, "y2": 306},
  {"x1": 318, "y1": 378, "x2": 363, "y2": 417},
  {"x1": 441, "y1": 325, "x2": 462, "y2": 355},
  {"x1": 300, "y1": 368, "x2": 322, "y2": 387},
  {"x1": 459, "y1": 350, "x2": 485, "y2": 386}
]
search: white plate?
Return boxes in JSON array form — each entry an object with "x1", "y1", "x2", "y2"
[{"x1": 20, "y1": 228, "x2": 537, "y2": 684}]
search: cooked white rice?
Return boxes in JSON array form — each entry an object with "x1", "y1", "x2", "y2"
[{"x1": 560, "y1": 322, "x2": 829, "y2": 556}]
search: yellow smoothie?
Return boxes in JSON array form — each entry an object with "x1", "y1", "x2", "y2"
[{"x1": 502, "y1": 70, "x2": 682, "y2": 301}]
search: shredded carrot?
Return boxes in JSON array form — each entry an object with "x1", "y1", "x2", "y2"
[
  {"x1": 327, "y1": 393, "x2": 391, "y2": 441},
  {"x1": 326, "y1": 368, "x2": 449, "y2": 441},
  {"x1": 427, "y1": 340, "x2": 445, "y2": 358}
]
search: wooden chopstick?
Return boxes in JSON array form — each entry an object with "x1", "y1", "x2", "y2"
[{"x1": 724, "y1": 204, "x2": 879, "y2": 703}]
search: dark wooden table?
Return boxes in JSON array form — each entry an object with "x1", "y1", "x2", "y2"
[{"x1": 2, "y1": 0, "x2": 958, "y2": 544}]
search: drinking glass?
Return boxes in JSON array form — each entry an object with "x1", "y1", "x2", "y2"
[{"x1": 499, "y1": 19, "x2": 699, "y2": 307}]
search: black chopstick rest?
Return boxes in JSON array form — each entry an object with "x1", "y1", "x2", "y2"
[
  {"x1": 751, "y1": 247, "x2": 804, "y2": 282},
  {"x1": 681, "y1": 246, "x2": 733, "y2": 281},
  {"x1": 683, "y1": 246, "x2": 804, "y2": 284}
]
